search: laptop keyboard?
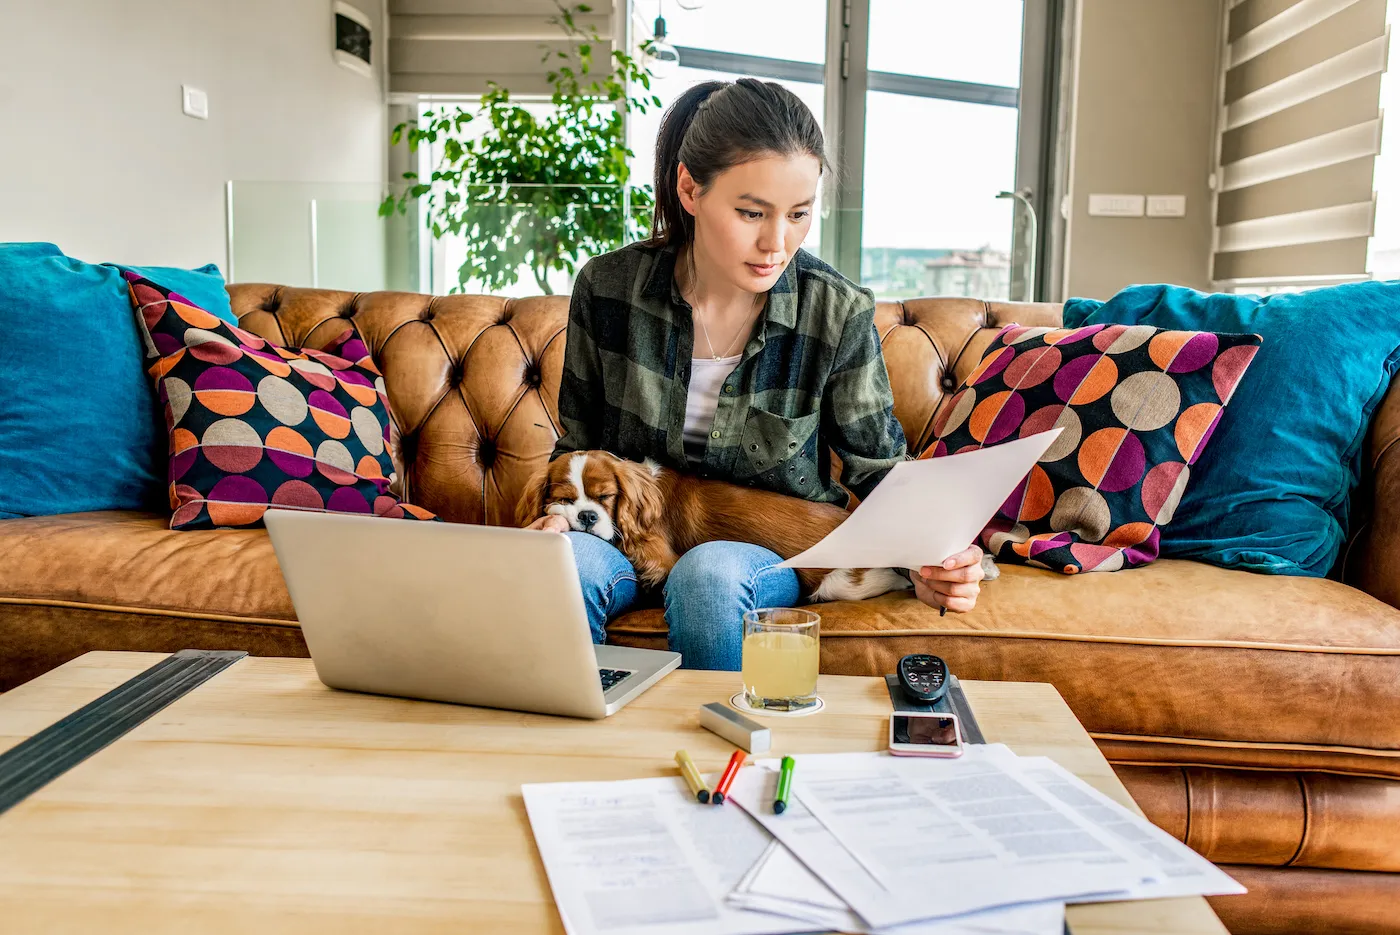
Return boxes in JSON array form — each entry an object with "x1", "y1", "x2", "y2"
[{"x1": 599, "y1": 668, "x2": 634, "y2": 692}]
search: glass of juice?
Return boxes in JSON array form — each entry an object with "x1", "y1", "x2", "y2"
[{"x1": 742, "y1": 608, "x2": 820, "y2": 711}]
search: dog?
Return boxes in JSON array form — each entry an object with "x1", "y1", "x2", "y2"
[{"x1": 515, "y1": 451, "x2": 912, "y2": 603}]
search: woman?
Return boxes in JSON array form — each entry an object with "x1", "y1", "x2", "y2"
[{"x1": 528, "y1": 78, "x2": 985, "y2": 669}]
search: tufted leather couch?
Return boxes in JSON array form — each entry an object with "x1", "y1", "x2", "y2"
[{"x1": 3, "y1": 284, "x2": 1399, "y2": 935}]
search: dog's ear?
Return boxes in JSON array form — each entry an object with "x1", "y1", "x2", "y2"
[
  {"x1": 515, "y1": 462, "x2": 553, "y2": 528},
  {"x1": 614, "y1": 459, "x2": 664, "y2": 543},
  {"x1": 614, "y1": 459, "x2": 675, "y2": 587}
]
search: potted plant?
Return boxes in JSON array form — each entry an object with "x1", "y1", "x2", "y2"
[{"x1": 382, "y1": 2, "x2": 662, "y2": 294}]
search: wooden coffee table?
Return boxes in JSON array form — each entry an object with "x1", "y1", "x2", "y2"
[{"x1": 0, "y1": 652, "x2": 1226, "y2": 934}]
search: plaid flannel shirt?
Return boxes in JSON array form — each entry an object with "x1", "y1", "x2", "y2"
[{"x1": 552, "y1": 241, "x2": 907, "y2": 505}]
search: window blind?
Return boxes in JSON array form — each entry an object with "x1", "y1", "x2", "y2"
[
  {"x1": 389, "y1": 0, "x2": 615, "y2": 97},
  {"x1": 1211, "y1": 0, "x2": 1390, "y2": 289}
]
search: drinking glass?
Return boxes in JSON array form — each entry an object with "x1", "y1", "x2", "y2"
[{"x1": 741, "y1": 608, "x2": 821, "y2": 711}]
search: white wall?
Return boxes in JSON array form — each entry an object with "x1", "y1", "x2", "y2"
[
  {"x1": 1061, "y1": 0, "x2": 1223, "y2": 299},
  {"x1": 0, "y1": 0, "x2": 386, "y2": 272}
]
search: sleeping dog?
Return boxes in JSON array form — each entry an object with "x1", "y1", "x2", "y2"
[{"x1": 515, "y1": 450, "x2": 911, "y2": 602}]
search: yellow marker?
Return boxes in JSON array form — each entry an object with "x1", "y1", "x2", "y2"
[{"x1": 675, "y1": 750, "x2": 711, "y2": 804}]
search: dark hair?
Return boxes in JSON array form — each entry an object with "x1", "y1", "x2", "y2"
[{"x1": 648, "y1": 78, "x2": 828, "y2": 247}]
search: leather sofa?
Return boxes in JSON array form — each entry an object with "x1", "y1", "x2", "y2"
[{"x1": 2, "y1": 283, "x2": 1398, "y2": 935}]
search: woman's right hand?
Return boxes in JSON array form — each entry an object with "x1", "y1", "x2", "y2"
[{"x1": 526, "y1": 514, "x2": 570, "y2": 533}]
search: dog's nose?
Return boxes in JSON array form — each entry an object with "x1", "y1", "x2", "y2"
[{"x1": 577, "y1": 510, "x2": 599, "y2": 528}]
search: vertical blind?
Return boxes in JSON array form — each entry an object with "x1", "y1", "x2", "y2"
[
  {"x1": 388, "y1": 0, "x2": 615, "y2": 97},
  {"x1": 1212, "y1": 0, "x2": 1390, "y2": 287}
]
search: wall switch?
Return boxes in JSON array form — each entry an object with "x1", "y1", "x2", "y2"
[
  {"x1": 182, "y1": 85, "x2": 209, "y2": 120},
  {"x1": 1087, "y1": 194, "x2": 1145, "y2": 217},
  {"x1": 1147, "y1": 195, "x2": 1187, "y2": 217}
]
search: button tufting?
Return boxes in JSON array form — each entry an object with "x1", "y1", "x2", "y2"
[
  {"x1": 478, "y1": 437, "x2": 497, "y2": 468},
  {"x1": 419, "y1": 306, "x2": 435, "y2": 322},
  {"x1": 341, "y1": 301, "x2": 357, "y2": 318},
  {"x1": 941, "y1": 374, "x2": 957, "y2": 392}
]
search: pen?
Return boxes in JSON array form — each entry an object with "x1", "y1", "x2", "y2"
[
  {"x1": 711, "y1": 750, "x2": 746, "y2": 805},
  {"x1": 674, "y1": 750, "x2": 711, "y2": 804},
  {"x1": 773, "y1": 756, "x2": 795, "y2": 814}
]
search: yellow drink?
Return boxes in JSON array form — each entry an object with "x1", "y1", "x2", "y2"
[{"x1": 742, "y1": 630, "x2": 819, "y2": 710}]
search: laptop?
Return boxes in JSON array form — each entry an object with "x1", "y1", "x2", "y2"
[{"x1": 263, "y1": 509, "x2": 681, "y2": 719}]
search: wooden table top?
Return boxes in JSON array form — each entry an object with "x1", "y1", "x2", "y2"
[{"x1": 0, "y1": 652, "x2": 1226, "y2": 934}]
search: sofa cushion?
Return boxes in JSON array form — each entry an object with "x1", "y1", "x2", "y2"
[
  {"x1": 0, "y1": 243, "x2": 233, "y2": 521},
  {"x1": 609, "y1": 559, "x2": 1400, "y2": 777},
  {"x1": 127, "y1": 273, "x2": 437, "y2": 529},
  {"x1": 1063, "y1": 282, "x2": 1400, "y2": 576},
  {"x1": 921, "y1": 322, "x2": 1261, "y2": 574},
  {"x1": 0, "y1": 511, "x2": 304, "y2": 690}
]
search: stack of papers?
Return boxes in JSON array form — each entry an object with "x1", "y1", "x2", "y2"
[{"x1": 522, "y1": 745, "x2": 1244, "y2": 935}]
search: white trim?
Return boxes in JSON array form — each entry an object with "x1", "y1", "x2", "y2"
[
  {"x1": 1230, "y1": 0, "x2": 1364, "y2": 67},
  {"x1": 1213, "y1": 272, "x2": 1370, "y2": 289},
  {"x1": 309, "y1": 199, "x2": 320, "y2": 288},
  {"x1": 334, "y1": 0, "x2": 370, "y2": 30},
  {"x1": 1218, "y1": 117, "x2": 1383, "y2": 190},
  {"x1": 224, "y1": 180, "x2": 236, "y2": 283},
  {"x1": 1224, "y1": 29, "x2": 1390, "y2": 130},
  {"x1": 1215, "y1": 196, "x2": 1376, "y2": 253}
]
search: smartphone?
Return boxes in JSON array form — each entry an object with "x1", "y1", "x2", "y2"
[{"x1": 888, "y1": 711, "x2": 963, "y2": 758}]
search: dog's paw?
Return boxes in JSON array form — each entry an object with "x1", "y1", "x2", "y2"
[
  {"x1": 810, "y1": 567, "x2": 911, "y2": 602},
  {"x1": 981, "y1": 553, "x2": 1000, "y2": 581}
]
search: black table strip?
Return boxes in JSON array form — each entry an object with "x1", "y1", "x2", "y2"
[
  {"x1": 884, "y1": 672, "x2": 987, "y2": 744},
  {"x1": 0, "y1": 649, "x2": 246, "y2": 816}
]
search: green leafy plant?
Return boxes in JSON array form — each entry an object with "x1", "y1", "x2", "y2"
[{"x1": 381, "y1": 2, "x2": 661, "y2": 294}]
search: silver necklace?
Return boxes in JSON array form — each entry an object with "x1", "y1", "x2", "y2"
[{"x1": 683, "y1": 252, "x2": 763, "y2": 360}]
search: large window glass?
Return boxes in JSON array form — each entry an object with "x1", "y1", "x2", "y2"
[
  {"x1": 867, "y1": 0, "x2": 1024, "y2": 86},
  {"x1": 860, "y1": 0, "x2": 1024, "y2": 299}
]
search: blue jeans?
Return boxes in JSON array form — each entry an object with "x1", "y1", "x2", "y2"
[{"x1": 566, "y1": 531, "x2": 800, "y2": 671}]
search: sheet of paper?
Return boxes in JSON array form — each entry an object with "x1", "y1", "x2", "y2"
[
  {"x1": 1012, "y1": 758, "x2": 1246, "y2": 900},
  {"x1": 522, "y1": 775, "x2": 813, "y2": 935},
  {"x1": 779, "y1": 429, "x2": 1062, "y2": 569},
  {"x1": 728, "y1": 746, "x2": 1143, "y2": 928},
  {"x1": 730, "y1": 839, "x2": 1065, "y2": 935}
]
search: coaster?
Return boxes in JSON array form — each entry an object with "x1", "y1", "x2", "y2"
[{"x1": 729, "y1": 692, "x2": 825, "y2": 718}]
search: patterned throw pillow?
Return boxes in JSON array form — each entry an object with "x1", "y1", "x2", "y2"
[
  {"x1": 125, "y1": 272, "x2": 438, "y2": 530},
  {"x1": 920, "y1": 323, "x2": 1261, "y2": 574}
]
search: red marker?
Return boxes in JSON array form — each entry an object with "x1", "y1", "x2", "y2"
[{"x1": 711, "y1": 750, "x2": 747, "y2": 805}]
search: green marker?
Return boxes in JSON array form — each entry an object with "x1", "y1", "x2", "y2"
[{"x1": 773, "y1": 756, "x2": 796, "y2": 814}]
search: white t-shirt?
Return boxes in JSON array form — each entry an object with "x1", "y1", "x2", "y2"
[{"x1": 683, "y1": 354, "x2": 743, "y2": 458}]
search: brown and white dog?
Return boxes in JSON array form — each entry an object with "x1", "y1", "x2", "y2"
[{"x1": 515, "y1": 450, "x2": 911, "y2": 602}]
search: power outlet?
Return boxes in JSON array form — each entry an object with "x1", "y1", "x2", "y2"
[
  {"x1": 1087, "y1": 194, "x2": 1145, "y2": 217},
  {"x1": 1147, "y1": 195, "x2": 1187, "y2": 217},
  {"x1": 182, "y1": 85, "x2": 209, "y2": 120}
]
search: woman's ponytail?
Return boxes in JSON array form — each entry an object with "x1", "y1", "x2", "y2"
[
  {"x1": 647, "y1": 78, "x2": 827, "y2": 249},
  {"x1": 649, "y1": 81, "x2": 725, "y2": 248}
]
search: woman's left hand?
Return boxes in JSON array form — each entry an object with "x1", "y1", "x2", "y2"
[{"x1": 911, "y1": 545, "x2": 985, "y2": 614}]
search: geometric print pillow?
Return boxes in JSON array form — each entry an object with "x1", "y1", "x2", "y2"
[
  {"x1": 919, "y1": 322, "x2": 1261, "y2": 574},
  {"x1": 124, "y1": 272, "x2": 438, "y2": 530}
]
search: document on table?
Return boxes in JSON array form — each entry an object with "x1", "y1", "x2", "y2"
[
  {"x1": 522, "y1": 775, "x2": 812, "y2": 935},
  {"x1": 1012, "y1": 758, "x2": 1246, "y2": 900},
  {"x1": 727, "y1": 746, "x2": 1146, "y2": 929},
  {"x1": 730, "y1": 840, "x2": 1066, "y2": 935},
  {"x1": 779, "y1": 429, "x2": 1063, "y2": 569}
]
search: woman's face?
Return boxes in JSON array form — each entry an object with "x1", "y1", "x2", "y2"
[{"x1": 677, "y1": 152, "x2": 821, "y2": 294}]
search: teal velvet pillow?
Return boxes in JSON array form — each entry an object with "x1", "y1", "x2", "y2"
[
  {"x1": 0, "y1": 242, "x2": 235, "y2": 518},
  {"x1": 1062, "y1": 281, "x2": 1400, "y2": 576}
]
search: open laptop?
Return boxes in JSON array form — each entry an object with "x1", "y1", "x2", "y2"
[{"x1": 263, "y1": 509, "x2": 681, "y2": 719}]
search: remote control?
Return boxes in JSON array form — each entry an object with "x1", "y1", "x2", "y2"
[{"x1": 897, "y1": 653, "x2": 949, "y2": 704}]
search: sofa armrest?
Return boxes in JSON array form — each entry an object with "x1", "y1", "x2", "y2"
[{"x1": 1358, "y1": 380, "x2": 1400, "y2": 609}]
